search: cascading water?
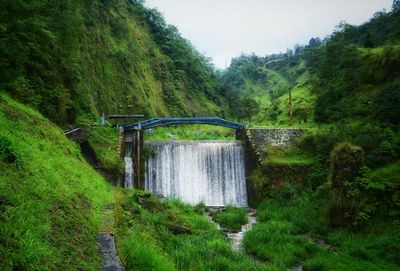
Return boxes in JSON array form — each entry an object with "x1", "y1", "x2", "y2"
[
  {"x1": 124, "y1": 142, "x2": 134, "y2": 189},
  {"x1": 145, "y1": 140, "x2": 247, "y2": 206}
]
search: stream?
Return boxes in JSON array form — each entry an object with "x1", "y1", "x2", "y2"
[{"x1": 205, "y1": 207, "x2": 257, "y2": 251}]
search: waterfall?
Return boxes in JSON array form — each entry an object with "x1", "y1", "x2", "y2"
[
  {"x1": 124, "y1": 143, "x2": 134, "y2": 188},
  {"x1": 145, "y1": 140, "x2": 247, "y2": 207}
]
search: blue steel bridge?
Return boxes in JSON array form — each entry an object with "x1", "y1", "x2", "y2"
[{"x1": 121, "y1": 117, "x2": 245, "y2": 130}]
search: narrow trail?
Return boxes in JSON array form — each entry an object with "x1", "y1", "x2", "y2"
[
  {"x1": 98, "y1": 233, "x2": 124, "y2": 271},
  {"x1": 98, "y1": 205, "x2": 124, "y2": 271}
]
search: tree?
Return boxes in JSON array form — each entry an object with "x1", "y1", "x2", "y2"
[
  {"x1": 308, "y1": 37, "x2": 322, "y2": 48},
  {"x1": 363, "y1": 32, "x2": 374, "y2": 48},
  {"x1": 392, "y1": 0, "x2": 400, "y2": 11},
  {"x1": 329, "y1": 142, "x2": 365, "y2": 227},
  {"x1": 288, "y1": 88, "x2": 294, "y2": 127},
  {"x1": 240, "y1": 97, "x2": 260, "y2": 123}
]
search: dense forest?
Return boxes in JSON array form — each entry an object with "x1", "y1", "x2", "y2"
[
  {"x1": 0, "y1": 0, "x2": 224, "y2": 126},
  {"x1": 1, "y1": 1, "x2": 400, "y2": 271},
  {"x1": 221, "y1": 7, "x2": 400, "y2": 126}
]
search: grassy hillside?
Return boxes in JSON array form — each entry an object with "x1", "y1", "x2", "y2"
[
  {"x1": 220, "y1": 9, "x2": 400, "y2": 271},
  {"x1": 220, "y1": 53, "x2": 315, "y2": 126},
  {"x1": 0, "y1": 0, "x2": 224, "y2": 126},
  {"x1": 221, "y1": 9, "x2": 400, "y2": 128},
  {"x1": 243, "y1": 187, "x2": 400, "y2": 271},
  {"x1": 0, "y1": 93, "x2": 266, "y2": 271},
  {"x1": 0, "y1": 93, "x2": 114, "y2": 270}
]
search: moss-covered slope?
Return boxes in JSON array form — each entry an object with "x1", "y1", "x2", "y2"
[
  {"x1": 0, "y1": 93, "x2": 114, "y2": 270},
  {"x1": 0, "y1": 0, "x2": 223, "y2": 126}
]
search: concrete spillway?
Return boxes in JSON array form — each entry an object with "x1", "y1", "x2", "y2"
[{"x1": 144, "y1": 140, "x2": 247, "y2": 207}]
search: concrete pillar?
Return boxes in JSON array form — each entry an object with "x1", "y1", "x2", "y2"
[
  {"x1": 236, "y1": 129, "x2": 260, "y2": 207},
  {"x1": 132, "y1": 129, "x2": 144, "y2": 189}
]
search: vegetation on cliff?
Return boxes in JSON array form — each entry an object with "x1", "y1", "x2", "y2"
[
  {"x1": 0, "y1": 94, "x2": 114, "y2": 270},
  {"x1": 221, "y1": 8, "x2": 400, "y2": 127},
  {"x1": 1, "y1": 1, "x2": 400, "y2": 270},
  {"x1": 0, "y1": 0, "x2": 224, "y2": 126}
]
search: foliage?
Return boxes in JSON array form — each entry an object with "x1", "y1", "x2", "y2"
[
  {"x1": 239, "y1": 97, "x2": 260, "y2": 123},
  {"x1": 0, "y1": 134, "x2": 18, "y2": 164},
  {"x1": 306, "y1": 8, "x2": 400, "y2": 125},
  {"x1": 115, "y1": 190, "x2": 269, "y2": 271},
  {"x1": 220, "y1": 9, "x2": 400, "y2": 129},
  {"x1": 88, "y1": 126, "x2": 123, "y2": 173},
  {"x1": 344, "y1": 162, "x2": 400, "y2": 225},
  {"x1": 263, "y1": 146, "x2": 314, "y2": 166},
  {"x1": 220, "y1": 52, "x2": 316, "y2": 126},
  {"x1": 0, "y1": 93, "x2": 114, "y2": 270},
  {"x1": 244, "y1": 186, "x2": 400, "y2": 271},
  {"x1": 145, "y1": 125, "x2": 235, "y2": 141},
  {"x1": 328, "y1": 142, "x2": 365, "y2": 227},
  {"x1": 210, "y1": 206, "x2": 248, "y2": 232},
  {"x1": 298, "y1": 124, "x2": 400, "y2": 181},
  {"x1": 0, "y1": 0, "x2": 224, "y2": 126}
]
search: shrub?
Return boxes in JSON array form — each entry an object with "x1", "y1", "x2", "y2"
[
  {"x1": 329, "y1": 142, "x2": 365, "y2": 227},
  {"x1": 0, "y1": 135, "x2": 17, "y2": 163},
  {"x1": 211, "y1": 206, "x2": 248, "y2": 231}
]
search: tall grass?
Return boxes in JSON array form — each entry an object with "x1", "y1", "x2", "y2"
[
  {"x1": 115, "y1": 190, "x2": 269, "y2": 271},
  {"x1": 211, "y1": 206, "x2": 248, "y2": 231},
  {"x1": 88, "y1": 126, "x2": 123, "y2": 172},
  {"x1": 0, "y1": 93, "x2": 114, "y2": 270},
  {"x1": 244, "y1": 184, "x2": 400, "y2": 271}
]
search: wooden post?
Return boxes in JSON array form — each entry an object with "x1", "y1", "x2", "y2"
[{"x1": 289, "y1": 88, "x2": 294, "y2": 127}]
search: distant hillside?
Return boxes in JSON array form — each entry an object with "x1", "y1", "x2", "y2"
[
  {"x1": 221, "y1": 8, "x2": 400, "y2": 127},
  {"x1": 0, "y1": 0, "x2": 224, "y2": 126}
]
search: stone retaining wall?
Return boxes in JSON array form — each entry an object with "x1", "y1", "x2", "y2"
[
  {"x1": 248, "y1": 128, "x2": 306, "y2": 149},
  {"x1": 236, "y1": 128, "x2": 308, "y2": 207}
]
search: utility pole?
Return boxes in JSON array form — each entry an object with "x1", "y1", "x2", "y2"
[
  {"x1": 289, "y1": 88, "x2": 294, "y2": 127},
  {"x1": 137, "y1": 121, "x2": 141, "y2": 189}
]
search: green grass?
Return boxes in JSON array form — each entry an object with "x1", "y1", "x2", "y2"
[
  {"x1": 244, "y1": 221, "x2": 319, "y2": 269},
  {"x1": 145, "y1": 125, "x2": 236, "y2": 140},
  {"x1": 115, "y1": 190, "x2": 270, "y2": 271},
  {"x1": 367, "y1": 160, "x2": 400, "y2": 185},
  {"x1": 0, "y1": 93, "x2": 114, "y2": 270},
  {"x1": 263, "y1": 146, "x2": 314, "y2": 166},
  {"x1": 1, "y1": 0, "x2": 224, "y2": 125},
  {"x1": 211, "y1": 206, "x2": 248, "y2": 231},
  {"x1": 88, "y1": 126, "x2": 123, "y2": 172},
  {"x1": 121, "y1": 229, "x2": 176, "y2": 271},
  {"x1": 244, "y1": 185, "x2": 400, "y2": 271},
  {"x1": 274, "y1": 84, "x2": 316, "y2": 126}
]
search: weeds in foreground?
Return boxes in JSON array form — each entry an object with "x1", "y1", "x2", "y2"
[
  {"x1": 244, "y1": 187, "x2": 400, "y2": 271},
  {"x1": 116, "y1": 190, "x2": 270, "y2": 271},
  {"x1": 210, "y1": 206, "x2": 248, "y2": 231}
]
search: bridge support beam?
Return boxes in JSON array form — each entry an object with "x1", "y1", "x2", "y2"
[
  {"x1": 123, "y1": 129, "x2": 144, "y2": 189},
  {"x1": 132, "y1": 129, "x2": 144, "y2": 189}
]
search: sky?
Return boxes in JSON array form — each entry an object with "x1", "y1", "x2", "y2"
[{"x1": 145, "y1": 0, "x2": 393, "y2": 68}]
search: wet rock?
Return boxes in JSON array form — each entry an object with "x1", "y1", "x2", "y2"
[{"x1": 98, "y1": 233, "x2": 124, "y2": 271}]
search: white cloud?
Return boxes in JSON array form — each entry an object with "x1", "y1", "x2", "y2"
[{"x1": 145, "y1": 0, "x2": 392, "y2": 68}]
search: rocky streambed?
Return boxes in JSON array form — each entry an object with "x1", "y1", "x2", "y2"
[{"x1": 205, "y1": 207, "x2": 257, "y2": 251}]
